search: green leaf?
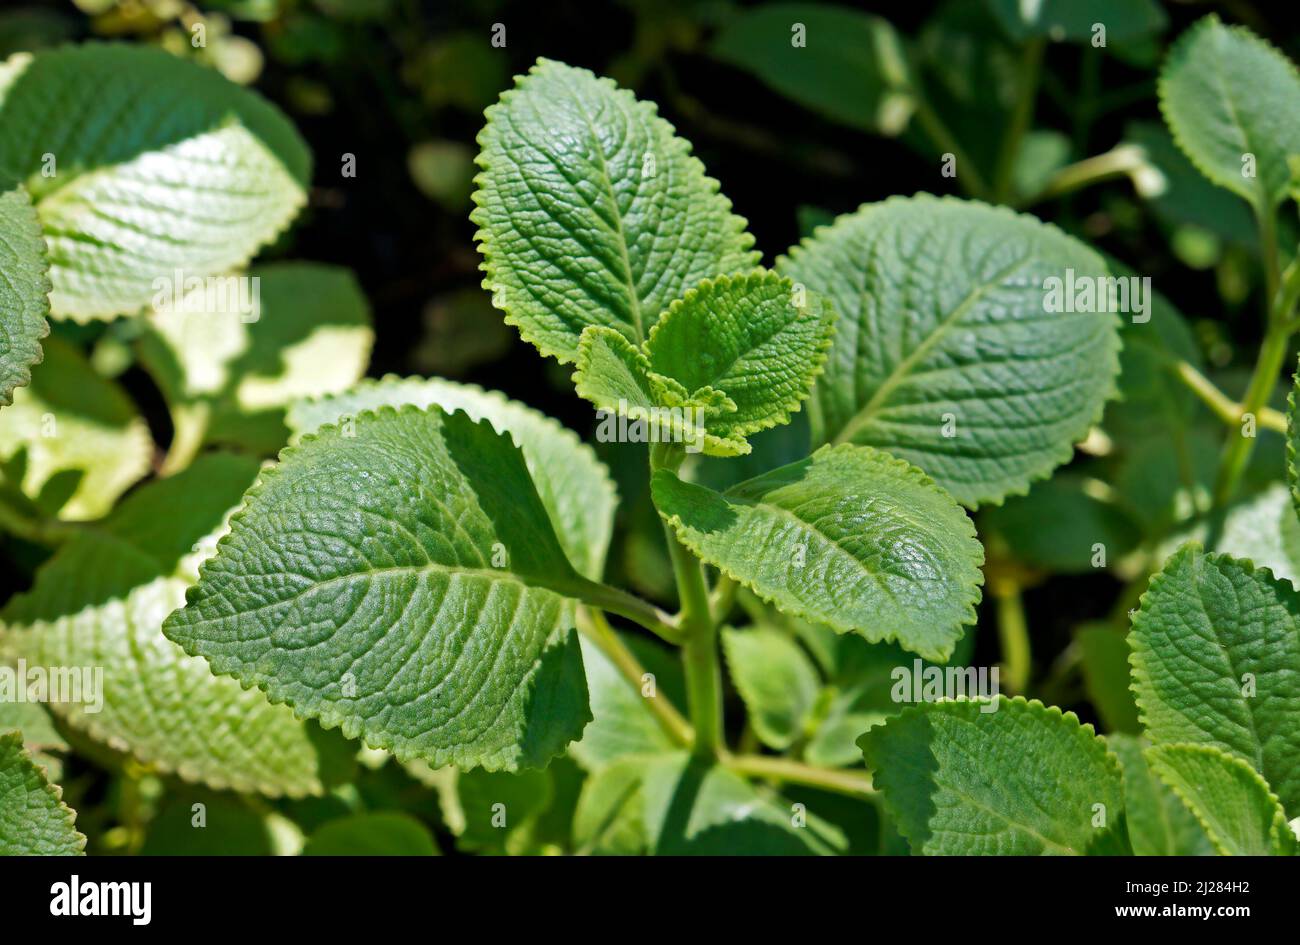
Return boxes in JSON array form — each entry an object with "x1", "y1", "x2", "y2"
[
  {"x1": 442, "y1": 767, "x2": 553, "y2": 854},
  {"x1": 471, "y1": 58, "x2": 758, "y2": 362},
  {"x1": 779, "y1": 195, "x2": 1119, "y2": 507},
  {"x1": 0, "y1": 44, "x2": 311, "y2": 321},
  {"x1": 1076, "y1": 624, "x2": 1141, "y2": 735},
  {"x1": 0, "y1": 171, "x2": 49, "y2": 408},
  {"x1": 0, "y1": 333, "x2": 151, "y2": 519},
  {"x1": 1147, "y1": 743, "x2": 1297, "y2": 856},
  {"x1": 286, "y1": 375, "x2": 617, "y2": 581},
  {"x1": 138, "y1": 262, "x2": 373, "y2": 457},
  {"x1": 571, "y1": 632, "x2": 685, "y2": 770},
  {"x1": 2, "y1": 454, "x2": 351, "y2": 797},
  {"x1": 1107, "y1": 734, "x2": 1212, "y2": 856},
  {"x1": 653, "y1": 443, "x2": 983, "y2": 662},
  {"x1": 0, "y1": 729, "x2": 84, "y2": 854},
  {"x1": 141, "y1": 794, "x2": 290, "y2": 856},
  {"x1": 862, "y1": 697, "x2": 1124, "y2": 855},
  {"x1": 711, "y1": 4, "x2": 914, "y2": 134},
  {"x1": 640, "y1": 753, "x2": 846, "y2": 855},
  {"x1": 986, "y1": 0, "x2": 1167, "y2": 44},
  {"x1": 572, "y1": 755, "x2": 651, "y2": 855},
  {"x1": 1158, "y1": 16, "x2": 1300, "y2": 209},
  {"x1": 573, "y1": 325, "x2": 742, "y2": 457},
  {"x1": 1129, "y1": 545, "x2": 1300, "y2": 815},
  {"x1": 645, "y1": 271, "x2": 835, "y2": 439},
  {"x1": 164, "y1": 406, "x2": 595, "y2": 771},
  {"x1": 302, "y1": 812, "x2": 439, "y2": 856},
  {"x1": 1289, "y1": 355, "x2": 1300, "y2": 526},
  {"x1": 983, "y1": 474, "x2": 1141, "y2": 574},
  {"x1": 1161, "y1": 483, "x2": 1300, "y2": 589},
  {"x1": 721, "y1": 625, "x2": 820, "y2": 750}
]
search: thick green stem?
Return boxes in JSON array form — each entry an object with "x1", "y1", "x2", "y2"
[
  {"x1": 993, "y1": 580, "x2": 1030, "y2": 694},
  {"x1": 574, "y1": 578, "x2": 684, "y2": 645},
  {"x1": 1213, "y1": 206, "x2": 1296, "y2": 508},
  {"x1": 1174, "y1": 359, "x2": 1287, "y2": 433},
  {"x1": 652, "y1": 441, "x2": 723, "y2": 759},
  {"x1": 725, "y1": 755, "x2": 876, "y2": 800}
]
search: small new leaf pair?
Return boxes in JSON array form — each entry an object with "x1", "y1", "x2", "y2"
[{"x1": 574, "y1": 271, "x2": 836, "y2": 457}]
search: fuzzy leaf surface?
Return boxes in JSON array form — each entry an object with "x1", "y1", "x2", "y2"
[
  {"x1": 0, "y1": 44, "x2": 310, "y2": 321},
  {"x1": 0, "y1": 730, "x2": 84, "y2": 854},
  {"x1": 1159, "y1": 16, "x2": 1300, "y2": 208},
  {"x1": 471, "y1": 58, "x2": 758, "y2": 362},
  {"x1": 778, "y1": 195, "x2": 1119, "y2": 507},
  {"x1": 861, "y1": 697, "x2": 1124, "y2": 855},
  {"x1": 2, "y1": 454, "x2": 350, "y2": 797},
  {"x1": 1129, "y1": 545, "x2": 1300, "y2": 816},
  {"x1": 1147, "y1": 743, "x2": 1297, "y2": 856},
  {"x1": 286, "y1": 375, "x2": 617, "y2": 580},
  {"x1": 0, "y1": 172, "x2": 48, "y2": 408},
  {"x1": 163, "y1": 406, "x2": 594, "y2": 771},
  {"x1": 653, "y1": 443, "x2": 983, "y2": 662}
]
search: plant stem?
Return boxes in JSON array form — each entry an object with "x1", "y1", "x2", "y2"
[
  {"x1": 709, "y1": 574, "x2": 738, "y2": 625},
  {"x1": 575, "y1": 578, "x2": 684, "y2": 645},
  {"x1": 577, "y1": 607, "x2": 693, "y2": 747},
  {"x1": 724, "y1": 754, "x2": 876, "y2": 800},
  {"x1": 993, "y1": 38, "x2": 1045, "y2": 204},
  {"x1": 652, "y1": 441, "x2": 723, "y2": 759},
  {"x1": 1026, "y1": 144, "x2": 1152, "y2": 206},
  {"x1": 993, "y1": 579, "x2": 1030, "y2": 694},
  {"x1": 910, "y1": 97, "x2": 993, "y2": 200},
  {"x1": 1174, "y1": 359, "x2": 1287, "y2": 433}
]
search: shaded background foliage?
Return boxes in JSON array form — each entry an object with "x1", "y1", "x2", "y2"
[{"x1": 5, "y1": 0, "x2": 1300, "y2": 853}]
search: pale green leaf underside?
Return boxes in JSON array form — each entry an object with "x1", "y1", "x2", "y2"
[
  {"x1": 286, "y1": 374, "x2": 618, "y2": 581},
  {"x1": 164, "y1": 406, "x2": 594, "y2": 772},
  {"x1": 721, "y1": 625, "x2": 820, "y2": 750},
  {"x1": 646, "y1": 270, "x2": 835, "y2": 438},
  {"x1": 0, "y1": 173, "x2": 49, "y2": 408},
  {"x1": 2, "y1": 454, "x2": 347, "y2": 797},
  {"x1": 1147, "y1": 743, "x2": 1297, "y2": 856},
  {"x1": 778, "y1": 194, "x2": 1119, "y2": 507},
  {"x1": 1129, "y1": 545, "x2": 1300, "y2": 816},
  {"x1": 0, "y1": 44, "x2": 311, "y2": 321},
  {"x1": 1107, "y1": 733, "x2": 1212, "y2": 856},
  {"x1": 861, "y1": 697, "x2": 1124, "y2": 855},
  {"x1": 0, "y1": 334, "x2": 150, "y2": 519},
  {"x1": 653, "y1": 443, "x2": 983, "y2": 662},
  {"x1": 471, "y1": 57, "x2": 758, "y2": 362},
  {"x1": 0, "y1": 730, "x2": 84, "y2": 855},
  {"x1": 1158, "y1": 16, "x2": 1300, "y2": 208},
  {"x1": 139, "y1": 262, "x2": 373, "y2": 456}
]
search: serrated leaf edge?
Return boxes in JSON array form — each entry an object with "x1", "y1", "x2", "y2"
[
  {"x1": 0, "y1": 729, "x2": 86, "y2": 853},
  {"x1": 470, "y1": 56, "x2": 760, "y2": 365},
  {"x1": 654, "y1": 441, "x2": 985, "y2": 662},
  {"x1": 858, "y1": 695, "x2": 1124, "y2": 856},
  {"x1": 164, "y1": 402, "x2": 592, "y2": 773},
  {"x1": 776, "y1": 192, "x2": 1122, "y2": 508}
]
